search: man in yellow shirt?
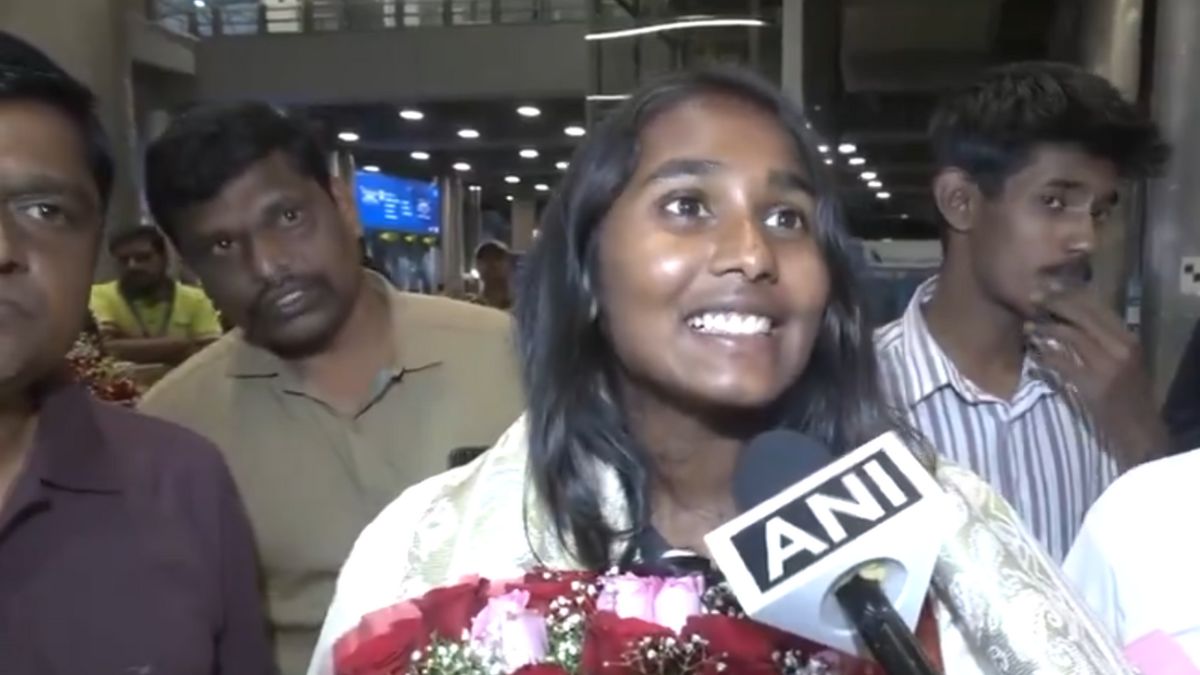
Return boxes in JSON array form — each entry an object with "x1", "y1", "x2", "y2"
[{"x1": 90, "y1": 227, "x2": 223, "y2": 364}]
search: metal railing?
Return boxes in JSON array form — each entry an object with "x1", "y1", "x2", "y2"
[{"x1": 150, "y1": 0, "x2": 623, "y2": 37}]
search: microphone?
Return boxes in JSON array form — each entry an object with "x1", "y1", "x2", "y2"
[{"x1": 705, "y1": 430, "x2": 954, "y2": 670}]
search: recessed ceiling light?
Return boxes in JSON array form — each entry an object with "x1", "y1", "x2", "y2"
[
  {"x1": 519, "y1": 148, "x2": 539, "y2": 159},
  {"x1": 410, "y1": 151, "x2": 430, "y2": 161},
  {"x1": 506, "y1": 195, "x2": 514, "y2": 202},
  {"x1": 193, "y1": 0, "x2": 206, "y2": 7},
  {"x1": 848, "y1": 157, "x2": 866, "y2": 166},
  {"x1": 505, "y1": 175, "x2": 521, "y2": 184},
  {"x1": 823, "y1": 158, "x2": 834, "y2": 165},
  {"x1": 876, "y1": 191, "x2": 891, "y2": 200},
  {"x1": 867, "y1": 180, "x2": 883, "y2": 189},
  {"x1": 517, "y1": 105, "x2": 542, "y2": 118},
  {"x1": 458, "y1": 128, "x2": 480, "y2": 139},
  {"x1": 564, "y1": 126, "x2": 586, "y2": 137},
  {"x1": 556, "y1": 161, "x2": 569, "y2": 171},
  {"x1": 817, "y1": 145, "x2": 830, "y2": 154},
  {"x1": 362, "y1": 165, "x2": 381, "y2": 173},
  {"x1": 399, "y1": 109, "x2": 424, "y2": 121},
  {"x1": 535, "y1": 183, "x2": 550, "y2": 192},
  {"x1": 838, "y1": 143, "x2": 857, "y2": 154},
  {"x1": 453, "y1": 162, "x2": 471, "y2": 172},
  {"x1": 338, "y1": 131, "x2": 360, "y2": 142},
  {"x1": 469, "y1": 185, "x2": 482, "y2": 192},
  {"x1": 860, "y1": 171, "x2": 877, "y2": 181}
]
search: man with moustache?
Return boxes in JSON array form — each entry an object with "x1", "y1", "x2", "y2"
[
  {"x1": 90, "y1": 226, "x2": 222, "y2": 364},
  {"x1": 874, "y1": 62, "x2": 1170, "y2": 561},
  {"x1": 138, "y1": 102, "x2": 523, "y2": 675},
  {"x1": 0, "y1": 33, "x2": 272, "y2": 673}
]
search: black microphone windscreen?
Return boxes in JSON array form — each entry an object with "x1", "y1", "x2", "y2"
[{"x1": 734, "y1": 429, "x2": 833, "y2": 513}]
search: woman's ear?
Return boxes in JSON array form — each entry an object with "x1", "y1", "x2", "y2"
[{"x1": 932, "y1": 169, "x2": 981, "y2": 235}]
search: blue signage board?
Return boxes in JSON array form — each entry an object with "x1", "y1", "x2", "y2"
[{"x1": 355, "y1": 170, "x2": 440, "y2": 234}]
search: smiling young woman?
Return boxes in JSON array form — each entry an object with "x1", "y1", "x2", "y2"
[{"x1": 306, "y1": 69, "x2": 1113, "y2": 675}]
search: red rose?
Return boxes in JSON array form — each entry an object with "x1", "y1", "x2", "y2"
[
  {"x1": 581, "y1": 611, "x2": 674, "y2": 675},
  {"x1": 520, "y1": 570, "x2": 599, "y2": 614},
  {"x1": 683, "y1": 614, "x2": 819, "y2": 675},
  {"x1": 335, "y1": 615, "x2": 427, "y2": 675},
  {"x1": 513, "y1": 666, "x2": 572, "y2": 675},
  {"x1": 412, "y1": 578, "x2": 490, "y2": 641}
]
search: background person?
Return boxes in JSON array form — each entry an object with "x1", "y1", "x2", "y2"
[
  {"x1": 90, "y1": 226, "x2": 222, "y2": 364},
  {"x1": 139, "y1": 101, "x2": 523, "y2": 675}
]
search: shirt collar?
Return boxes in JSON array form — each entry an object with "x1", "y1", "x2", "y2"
[
  {"x1": 32, "y1": 380, "x2": 122, "y2": 493},
  {"x1": 897, "y1": 276, "x2": 1060, "y2": 408},
  {"x1": 897, "y1": 276, "x2": 961, "y2": 407},
  {"x1": 226, "y1": 271, "x2": 444, "y2": 379}
]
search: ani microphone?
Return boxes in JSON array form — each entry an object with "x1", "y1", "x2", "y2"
[{"x1": 704, "y1": 430, "x2": 955, "y2": 673}]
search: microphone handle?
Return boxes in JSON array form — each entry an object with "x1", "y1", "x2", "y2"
[{"x1": 834, "y1": 574, "x2": 939, "y2": 675}]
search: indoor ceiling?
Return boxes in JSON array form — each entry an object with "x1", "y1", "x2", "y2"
[
  {"x1": 298, "y1": 97, "x2": 587, "y2": 211},
  {"x1": 810, "y1": 0, "x2": 1074, "y2": 239},
  {"x1": 261, "y1": 0, "x2": 1083, "y2": 237}
]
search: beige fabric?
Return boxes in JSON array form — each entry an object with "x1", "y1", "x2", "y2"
[
  {"x1": 140, "y1": 277, "x2": 523, "y2": 675},
  {"x1": 309, "y1": 415, "x2": 1134, "y2": 675}
]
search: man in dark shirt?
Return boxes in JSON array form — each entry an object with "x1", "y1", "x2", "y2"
[
  {"x1": 0, "y1": 32, "x2": 275, "y2": 673},
  {"x1": 1164, "y1": 318, "x2": 1200, "y2": 454}
]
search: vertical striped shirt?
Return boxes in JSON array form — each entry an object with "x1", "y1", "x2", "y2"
[{"x1": 874, "y1": 277, "x2": 1118, "y2": 562}]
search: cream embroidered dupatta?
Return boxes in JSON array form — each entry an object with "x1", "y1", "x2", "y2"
[{"x1": 308, "y1": 416, "x2": 1135, "y2": 675}]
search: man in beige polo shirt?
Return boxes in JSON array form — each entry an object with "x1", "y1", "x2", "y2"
[{"x1": 138, "y1": 102, "x2": 522, "y2": 675}]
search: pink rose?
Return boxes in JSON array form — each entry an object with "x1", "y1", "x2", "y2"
[
  {"x1": 471, "y1": 590, "x2": 531, "y2": 644},
  {"x1": 652, "y1": 576, "x2": 704, "y2": 633},
  {"x1": 497, "y1": 611, "x2": 550, "y2": 670},
  {"x1": 596, "y1": 574, "x2": 661, "y2": 624},
  {"x1": 596, "y1": 574, "x2": 705, "y2": 633},
  {"x1": 469, "y1": 590, "x2": 549, "y2": 670}
]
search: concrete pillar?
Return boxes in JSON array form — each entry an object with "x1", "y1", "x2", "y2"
[
  {"x1": 439, "y1": 175, "x2": 466, "y2": 295},
  {"x1": 1076, "y1": 0, "x2": 1145, "y2": 315},
  {"x1": 780, "y1": 0, "x2": 804, "y2": 105},
  {"x1": 328, "y1": 148, "x2": 360, "y2": 234},
  {"x1": 463, "y1": 185, "x2": 483, "y2": 269},
  {"x1": 511, "y1": 199, "x2": 537, "y2": 253},
  {"x1": 1141, "y1": 0, "x2": 1200, "y2": 394},
  {"x1": 1, "y1": 0, "x2": 139, "y2": 278}
]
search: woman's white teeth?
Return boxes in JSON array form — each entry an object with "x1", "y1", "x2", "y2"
[{"x1": 687, "y1": 312, "x2": 772, "y2": 336}]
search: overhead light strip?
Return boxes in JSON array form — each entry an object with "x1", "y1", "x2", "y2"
[{"x1": 585, "y1": 16, "x2": 767, "y2": 42}]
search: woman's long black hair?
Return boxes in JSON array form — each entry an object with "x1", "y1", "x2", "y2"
[{"x1": 516, "y1": 67, "x2": 904, "y2": 571}]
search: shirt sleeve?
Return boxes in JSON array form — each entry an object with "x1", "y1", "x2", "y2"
[
  {"x1": 1062, "y1": 503, "x2": 1126, "y2": 644},
  {"x1": 212, "y1": 457, "x2": 278, "y2": 674},
  {"x1": 188, "y1": 290, "x2": 224, "y2": 340}
]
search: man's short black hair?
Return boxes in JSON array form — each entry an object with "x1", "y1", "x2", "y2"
[
  {"x1": 0, "y1": 32, "x2": 114, "y2": 208},
  {"x1": 145, "y1": 101, "x2": 331, "y2": 243},
  {"x1": 108, "y1": 226, "x2": 166, "y2": 256},
  {"x1": 930, "y1": 61, "x2": 1169, "y2": 196}
]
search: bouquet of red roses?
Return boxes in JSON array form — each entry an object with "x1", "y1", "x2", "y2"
[{"x1": 334, "y1": 569, "x2": 930, "y2": 675}]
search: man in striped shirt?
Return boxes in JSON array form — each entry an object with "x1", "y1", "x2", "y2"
[{"x1": 875, "y1": 62, "x2": 1170, "y2": 561}]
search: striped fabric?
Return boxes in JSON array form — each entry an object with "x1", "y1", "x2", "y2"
[{"x1": 874, "y1": 277, "x2": 1118, "y2": 562}]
